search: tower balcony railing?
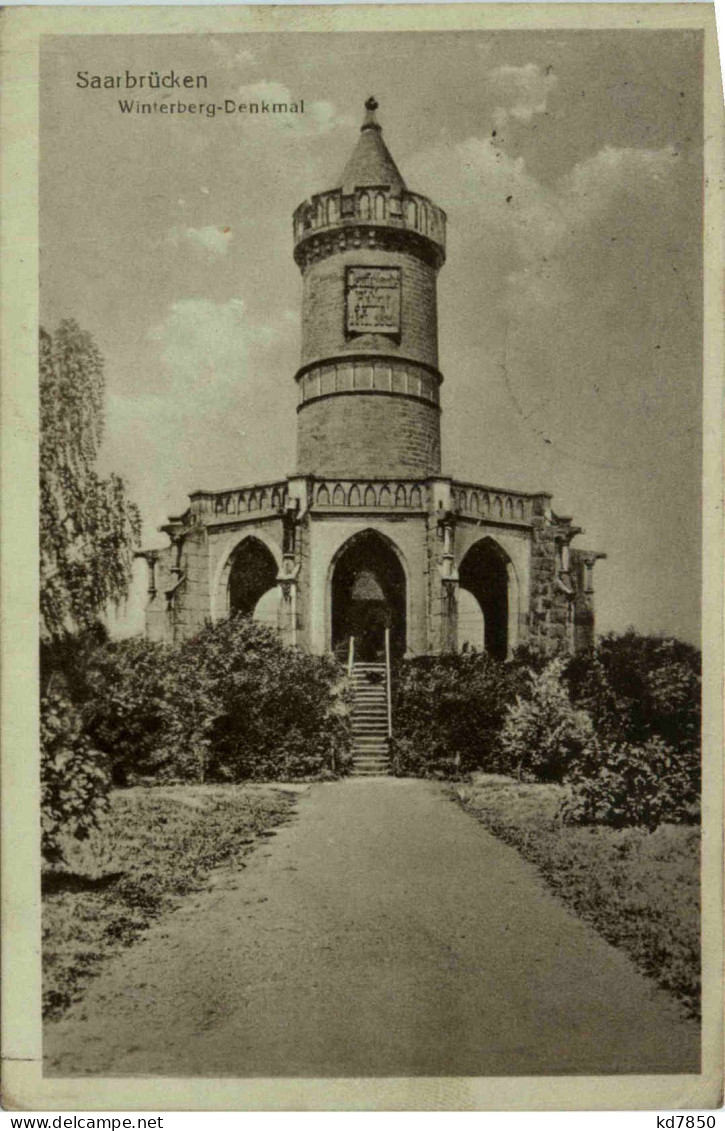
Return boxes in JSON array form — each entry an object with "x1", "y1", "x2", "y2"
[
  {"x1": 293, "y1": 187, "x2": 446, "y2": 253},
  {"x1": 188, "y1": 480, "x2": 289, "y2": 521},
  {"x1": 451, "y1": 482, "x2": 544, "y2": 525},
  {"x1": 182, "y1": 477, "x2": 546, "y2": 527}
]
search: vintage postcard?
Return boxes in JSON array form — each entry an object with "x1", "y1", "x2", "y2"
[{"x1": 1, "y1": 2, "x2": 722, "y2": 1112}]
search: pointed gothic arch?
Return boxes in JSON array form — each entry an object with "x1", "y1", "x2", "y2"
[
  {"x1": 457, "y1": 536, "x2": 518, "y2": 660},
  {"x1": 329, "y1": 529, "x2": 407, "y2": 661},
  {"x1": 227, "y1": 536, "x2": 280, "y2": 626}
]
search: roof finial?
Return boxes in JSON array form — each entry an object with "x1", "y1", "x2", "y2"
[{"x1": 362, "y1": 96, "x2": 381, "y2": 132}]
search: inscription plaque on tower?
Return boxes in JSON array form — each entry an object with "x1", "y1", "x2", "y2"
[{"x1": 346, "y1": 266, "x2": 401, "y2": 335}]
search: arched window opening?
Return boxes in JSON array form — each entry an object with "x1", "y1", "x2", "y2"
[
  {"x1": 456, "y1": 587, "x2": 485, "y2": 652},
  {"x1": 331, "y1": 531, "x2": 406, "y2": 662},
  {"x1": 252, "y1": 587, "x2": 282, "y2": 632},
  {"x1": 228, "y1": 538, "x2": 278, "y2": 624},
  {"x1": 458, "y1": 538, "x2": 510, "y2": 660}
]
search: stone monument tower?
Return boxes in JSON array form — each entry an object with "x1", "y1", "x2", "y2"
[
  {"x1": 140, "y1": 98, "x2": 605, "y2": 681},
  {"x1": 294, "y1": 96, "x2": 444, "y2": 482}
]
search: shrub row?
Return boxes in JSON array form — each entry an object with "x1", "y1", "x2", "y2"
[
  {"x1": 41, "y1": 617, "x2": 353, "y2": 860},
  {"x1": 81, "y1": 617, "x2": 352, "y2": 785},
  {"x1": 389, "y1": 652, "x2": 526, "y2": 778},
  {"x1": 390, "y1": 632, "x2": 701, "y2": 830}
]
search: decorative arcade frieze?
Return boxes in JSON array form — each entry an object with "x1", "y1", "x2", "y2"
[
  {"x1": 297, "y1": 358, "x2": 441, "y2": 408},
  {"x1": 310, "y1": 479, "x2": 427, "y2": 512}
]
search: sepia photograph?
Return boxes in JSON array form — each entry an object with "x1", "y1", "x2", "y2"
[{"x1": 1, "y1": 2, "x2": 722, "y2": 1112}]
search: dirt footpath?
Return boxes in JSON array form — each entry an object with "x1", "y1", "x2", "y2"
[{"x1": 45, "y1": 779, "x2": 699, "y2": 1077}]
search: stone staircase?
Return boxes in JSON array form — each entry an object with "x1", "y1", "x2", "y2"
[{"x1": 350, "y1": 662, "x2": 390, "y2": 776}]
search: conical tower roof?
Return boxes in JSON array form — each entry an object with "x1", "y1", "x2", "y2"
[{"x1": 337, "y1": 97, "x2": 407, "y2": 195}]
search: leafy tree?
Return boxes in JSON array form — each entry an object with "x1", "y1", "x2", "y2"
[{"x1": 40, "y1": 320, "x2": 141, "y2": 642}]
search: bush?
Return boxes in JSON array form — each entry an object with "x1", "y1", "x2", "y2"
[
  {"x1": 498, "y1": 659, "x2": 594, "y2": 782},
  {"x1": 561, "y1": 736, "x2": 701, "y2": 831},
  {"x1": 565, "y1": 631, "x2": 701, "y2": 753},
  {"x1": 171, "y1": 617, "x2": 351, "y2": 781},
  {"x1": 72, "y1": 617, "x2": 352, "y2": 784},
  {"x1": 390, "y1": 653, "x2": 525, "y2": 777},
  {"x1": 41, "y1": 689, "x2": 110, "y2": 864},
  {"x1": 82, "y1": 636, "x2": 172, "y2": 785}
]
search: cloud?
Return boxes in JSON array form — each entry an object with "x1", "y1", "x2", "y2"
[
  {"x1": 405, "y1": 132, "x2": 685, "y2": 469},
  {"x1": 168, "y1": 224, "x2": 233, "y2": 257},
  {"x1": 559, "y1": 144, "x2": 678, "y2": 227},
  {"x1": 147, "y1": 297, "x2": 296, "y2": 393},
  {"x1": 488, "y1": 63, "x2": 558, "y2": 126},
  {"x1": 147, "y1": 297, "x2": 252, "y2": 391},
  {"x1": 208, "y1": 38, "x2": 260, "y2": 70},
  {"x1": 235, "y1": 81, "x2": 350, "y2": 134},
  {"x1": 104, "y1": 298, "x2": 299, "y2": 542},
  {"x1": 408, "y1": 132, "x2": 678, "y2": 281}
]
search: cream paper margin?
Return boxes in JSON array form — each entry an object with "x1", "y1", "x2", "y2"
[{"x1": 0, "y1": 3, "x2": 722, "y2": 1112}]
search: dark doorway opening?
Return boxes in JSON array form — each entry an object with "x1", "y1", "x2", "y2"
[
  {"x1": 331, "y1": 531, "x2": 406, "y2": 662},
  {"x1": 228, "y1": 538, "x2": 278, "y2": 619},
  {"x1": 458, "y1": 538, "x2": 510, "y2": 660}
]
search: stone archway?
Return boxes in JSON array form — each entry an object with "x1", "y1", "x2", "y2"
[
  {"x1": 458, "y1": 537, "x2": 513, "y2": 660},
  {"x1": 330, "y1": 531, "x2": 407, "y2": 662},
  {"x1": 228, "y1": 537, "x2": 279, "y2": 625}
]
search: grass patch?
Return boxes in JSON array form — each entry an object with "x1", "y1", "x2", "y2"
[
  {"x1": 42, "y1": 783, "x2": 297, "y2": 1020},
  {"x1": 455, "y1": 774, "x2": 700, "y2": 1018}
]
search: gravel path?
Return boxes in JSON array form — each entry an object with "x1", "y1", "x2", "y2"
[{"x1": 44, "y1": 778, "x2": 699, "y2": 1077}]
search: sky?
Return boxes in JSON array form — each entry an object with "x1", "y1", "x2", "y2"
[{"x1": 40, "y1": 29, "x2": 704, "y2": 643}]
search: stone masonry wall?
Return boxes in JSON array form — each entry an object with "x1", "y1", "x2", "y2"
[
  {"x1": 570, "y1": 549, "x2": 597, "y2": 652},
  {"x1": 297, "y1": 393, "x2": 441, "y2": 478},
  {"x1": 300, "y1": 245, "x2": 439, "y2": 372},
  {"x1": 527, "y1": 517, "x2": 573, "y2": 653},
  {"x1": 169, "y1": 526, "x2": 210, "y2": 643}
]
